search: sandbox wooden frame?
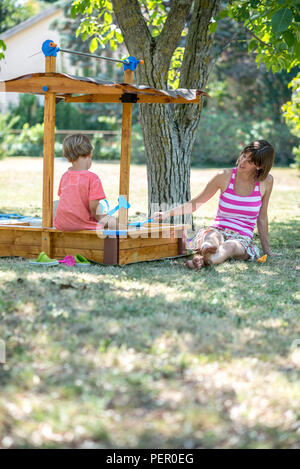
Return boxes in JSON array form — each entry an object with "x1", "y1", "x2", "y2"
[{"x1": 0, "y1": 54, "x2": 204, "y2": 265}]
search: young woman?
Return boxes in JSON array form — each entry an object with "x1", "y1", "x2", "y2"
[{"x1": 154, "y1": 140, "x2": 276, "y2": 269}]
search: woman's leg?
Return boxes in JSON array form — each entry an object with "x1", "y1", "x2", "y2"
[
  {"x1": 203, "y1": 239, "x2": 249, "y2": 265},
  {"x1": 186, "y1": 229, "x2": 223, "y2": 270},
  {"x1": 200, "y1": 229, "x2": 223, "y2": 256}
]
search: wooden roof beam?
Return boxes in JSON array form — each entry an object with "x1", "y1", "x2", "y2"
[{"x1": 64, "y1": 94, "x2": 200, "y2": 104}]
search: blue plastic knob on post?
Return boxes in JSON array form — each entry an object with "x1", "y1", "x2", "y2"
[
  {"x1": 42, "y1": 86, "x2": 48, "y2": 92},
  {"x1": 42, "y1": 39, "x2": 60, "y2": 57},
  {"x1": 123, "y1": 56, "x2": 143, "y2": 71}
]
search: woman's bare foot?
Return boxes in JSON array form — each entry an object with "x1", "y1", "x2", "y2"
[
  {"x1": 186, "y1": 255, "x2": 204, "y2": 270},
  {"x1": 201, "y1": 242, "x2": 218, "y2": 256},
  {"x1": 199, "y1": 241, "x2": 218, "y2": 265}
]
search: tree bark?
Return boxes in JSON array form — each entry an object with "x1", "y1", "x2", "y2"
[{"x1": 111, "y1": 0, "x2": 221, "y2": 220}]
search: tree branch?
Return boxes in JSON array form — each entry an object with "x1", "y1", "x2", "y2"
[
  {"x1": 179, "y1": 0, "x2": 221, "y2": 89},
  {"x1": 245, "y1": 27, "x2": 272, "y2": 48},
  {"x1": 175, "y1": 0, "x2": 221, "y2": 129},
  {"x1": 155, "y1": 0, "x2": 193, "y2": 73},
  {"x1": 207, "y1": 28, "x2": 241, "y2": 79},
  {"x1": 111, "y1": 0, "x2": 152, "y2": 59}
]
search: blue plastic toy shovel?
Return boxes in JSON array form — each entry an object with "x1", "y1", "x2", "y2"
[{"x1": 107, "y1": 196, "x2": 130, "y2": 216}]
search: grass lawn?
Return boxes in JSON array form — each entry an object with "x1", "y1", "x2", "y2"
[{"x1": 0, "y1": 158, "x2": 299, "y2": 449}]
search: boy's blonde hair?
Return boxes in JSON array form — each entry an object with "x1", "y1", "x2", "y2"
[{"x1": 63, "y1": 134, "x2": 93, "y2": 162}]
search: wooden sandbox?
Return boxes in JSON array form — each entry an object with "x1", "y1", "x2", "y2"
[{"x1": 0, "y1": 42, "x2": 206, "y2": 265}]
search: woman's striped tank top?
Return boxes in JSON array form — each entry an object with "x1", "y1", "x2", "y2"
[{"x1": 211, "y1": 167, "x2": 262, "y2": 238}]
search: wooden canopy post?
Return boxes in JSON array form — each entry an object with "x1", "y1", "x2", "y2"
[
  {"x1": 119, "y1": 68, "x2": 134, "y2": 227},
  {"x1": 42, "y1": 55, "x2": 56, "y2": 229}
]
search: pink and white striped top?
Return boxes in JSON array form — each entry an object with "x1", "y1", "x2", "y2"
[{"x1": 211, "y1": 167, "x2": 262, "y2": 238}]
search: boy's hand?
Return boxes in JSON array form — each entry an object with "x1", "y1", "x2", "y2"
[{"x1": 99, "y1": 214, "x2": 118, "y2": 229}]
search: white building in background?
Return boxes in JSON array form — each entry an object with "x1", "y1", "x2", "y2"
[
  {"x1": 0, "y1": 4, "x2": 128, "y2": 111},
  {"x1": 0, "y1": 5, "x2": 75, "y2": 109}
]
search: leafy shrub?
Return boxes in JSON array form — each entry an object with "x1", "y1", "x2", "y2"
[
  {"x1": 193, "y1": 107, "x2": 298, "y2": 166},
  {"x1": 0, "y1": 114, "x2": 20, "y2": 159},
  {"x1": 92, "y1": 134, "x2": 120, "y2": 160},
  {"x1": 7, "y1": 123, "x2": 44, "y2": 156},
  {"x1": 8, "y1": 94, "x2": 43, "y2": 128},
  {"x1": 4, "y1": 95, "x2": 298, "y2": 167},
  {"x1": 130, "y1": 124, "x2": 145, "y2": 164},
  {"x1": 8, "y1": 94, "x2": 115, "y2": 132},
  {"x1": 7, "y1": 123, "x2": 62, "y2": 157},
  {"x1": 282, "y1": 73, "x2": 300, "y2": 169}
]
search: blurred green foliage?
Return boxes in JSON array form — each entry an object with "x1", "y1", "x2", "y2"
[
  {"x1": 0, "y1": 0, "x2": 40, "y2": 62},
  {"x1": 0, "y1": 0, "x2": 39, "y2": 35},
  {"x1": 282, "y1": 73, "x2": 300, "y2": 169},
  {"x1": 2, "y1": 1, "x2": 299, "y2": 166},
  {"x1": 193, "y1": 107, "x2": 298, "y2": 166},
  {"x1": 6, "y1": 123, "x2": 50, "y2": 157},
  {"x1": 0, "y1": 114, "x2": 20, "y2": 159},
  {"x1": 218, "y1": 0, "x2": 300, "y2": 73}
]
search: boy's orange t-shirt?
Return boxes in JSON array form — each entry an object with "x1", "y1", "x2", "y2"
[{"x1": 54, "y1": 170, "x2": 106, "y2": 231}]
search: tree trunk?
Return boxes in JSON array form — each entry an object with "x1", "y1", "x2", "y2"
[
  {"x1": 140, "y1": 102, "x2": 194, "y2": 222},
  {"x1": 112, "y1": 0, "x2": 221, "y2": 220}
]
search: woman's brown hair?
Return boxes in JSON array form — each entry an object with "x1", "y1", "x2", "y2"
[{"x1": 237, "y1": 140, "x2": 275, "y2": 181}]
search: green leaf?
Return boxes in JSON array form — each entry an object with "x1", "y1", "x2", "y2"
[
  {"x1": 150, "y1": 11, "x2": 158, "y2": 21},
  {"x1": 293, "y1": 41, "x2": 300, "y2": 58},
  {"x1": 115, "y1": 31, "x2": 123, "y2": 43},
  {"x1": 70, "y1": 6, "x2": 77, "y2": 20},
  {"x1": 104, "y1": 12, "x2": 112, "y2": 24},
  {"x1": 271, "y1": 8, "x2": 293, "y2": 34},
  {"x1": 110, "y1": 39, "x2": 117, "y2": 51},
  {"x1": 208, "y1": 22, "x2": 217, "y2": 34},
  {"x1": 248, "y1": 38, "x2": 257, "y2": 52},
  {"x1": 89, "y1": 37, "x2": 98, "y2": 53},
  {"x1": 283, "y1": 31, "x2": 295, "y2": 48}
]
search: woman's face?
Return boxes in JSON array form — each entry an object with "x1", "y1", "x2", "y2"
[{"x1": 238, "y1": 152, "x2": 260, "y2": 172}]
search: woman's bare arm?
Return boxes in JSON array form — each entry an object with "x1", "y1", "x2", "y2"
[{"x1": 153, "y1": 171, "x2": 226, "y2": 220}]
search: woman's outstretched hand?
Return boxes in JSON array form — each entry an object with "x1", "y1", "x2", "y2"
[{"x1": 153, "y1": 211, "x2": 166, "y2": 222}]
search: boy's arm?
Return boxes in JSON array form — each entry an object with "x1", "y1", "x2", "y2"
[
  {"x1": 89, "y1": 199, "x2": 101, "y2": 222},
  {"x1": 89, "y1": 200, "x2": 121, "y2": 229},
  {"x1": 89, "y1": 175, "x2": 106, "y2": 221},
  {"x1": 89, "y1": 199, "x2": 110, "y2": 224},
  {"x1": 257, "y1": 174, "x2": 274, "y2": 255}
]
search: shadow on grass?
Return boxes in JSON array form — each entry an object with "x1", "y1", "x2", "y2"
[{"x1": 0, "y1": 218, "x2": 299, "y2": 448}]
